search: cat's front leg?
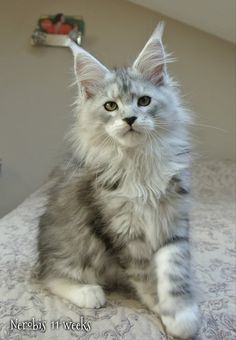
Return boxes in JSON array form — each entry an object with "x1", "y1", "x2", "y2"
[
  {"x1": 155, "y1": 235, "x2": 200, "y2": 339},
  {"x1": 119, "y1": 238, "x2": 159, "y2": 311},
  {"x1": 43, "y1": 277, "x2": 106, "y2": 308}
]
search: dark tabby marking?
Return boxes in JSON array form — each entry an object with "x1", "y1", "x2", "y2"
[
  {"x1": 169, "y1": 273, "x2": 191, "y2": 296},
  {"x1": 176, "y1": 186, "x2": 189, "y2": 195},
  {"x1": 76, "y1": 176, "x2": 125, "y2": 257},
  {"x1": 162, "y1": 235, "x2": 189, "y2": 247}
]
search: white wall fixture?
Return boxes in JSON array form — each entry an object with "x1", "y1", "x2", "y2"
[{"x1": 31, "y1": 13, "x2": 84, "y2": 47}]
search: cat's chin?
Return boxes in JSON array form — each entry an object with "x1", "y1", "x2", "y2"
[{"x1": 116, "y1": 130, "x2": 145, "y2": 147}]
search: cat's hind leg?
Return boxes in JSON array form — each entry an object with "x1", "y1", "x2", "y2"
[{"x1": 44, "y1": 277, "x2": 106, "y2": 308}]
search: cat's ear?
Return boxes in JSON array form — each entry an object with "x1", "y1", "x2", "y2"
[
  {"x1": 69, "y1": 40, "x2": 109, "y2": 98},
  {"x1": 132, "y1": 22, "x2": 167, "y2": 86}
]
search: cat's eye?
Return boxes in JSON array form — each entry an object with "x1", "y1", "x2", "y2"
[
  {"x1": 104, "y1": 101, "x2": 118, "y2": 111},
  {"x1": 138, "y1": 96, "x2": 151, "y2": 107}
]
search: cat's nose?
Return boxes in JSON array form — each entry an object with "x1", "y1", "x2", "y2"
[{"x1": 123, "y1": 116, "x2": 137, "y2": 126}]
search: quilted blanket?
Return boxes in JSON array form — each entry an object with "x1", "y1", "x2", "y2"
[{"x1": 0, "y1": 160, "x2": 235, "y2": 339}]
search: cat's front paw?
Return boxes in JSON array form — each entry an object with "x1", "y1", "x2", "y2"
[
  {"x1": 71, "y1": 285, "x2": 106, "y2": 309},
  {"x1": 161, "y1": 303, "x2": 200, "y2": 339}
]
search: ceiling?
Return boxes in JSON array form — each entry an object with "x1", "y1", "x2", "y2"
[{"x1": 128, "y1": 0, "x2": 236, "y2": 44}]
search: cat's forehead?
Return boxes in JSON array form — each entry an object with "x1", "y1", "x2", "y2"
[{"x1": 105, "y1": 68, "x2": 148, "y2": 98}]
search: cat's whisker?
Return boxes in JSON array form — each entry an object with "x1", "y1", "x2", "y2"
[
  {"x1": 155, "y1": 125, "x2": 171, "y2": 133},
  {"x1": 158, "y1": 119, "x2": 227, "y2": 132},
  {"x1": 188, "y1": 122, "x2": 227, "y2": 132}
]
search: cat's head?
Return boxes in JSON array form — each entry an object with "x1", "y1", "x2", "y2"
[{"x1": 70, "y1": 23, "x2": 187, "y2": 151}]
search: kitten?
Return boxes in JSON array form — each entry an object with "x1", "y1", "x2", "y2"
[{"x1": 38, "y1": 23, "x2": 200, "y2": 339}]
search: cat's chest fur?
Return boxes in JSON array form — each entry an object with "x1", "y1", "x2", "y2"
[
  {"x1": 105, "y1": 194, "x2": 159, "y2": 251},
  {"x1": 98, "y1": 164, "x2": 176, "y2": 252}
]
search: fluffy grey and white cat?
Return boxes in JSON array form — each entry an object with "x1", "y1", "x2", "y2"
[{"x1": 38, "y1": 23, "x2": 200, "y2": 339}]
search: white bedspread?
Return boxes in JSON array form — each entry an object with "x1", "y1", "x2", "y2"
[{"x1": 0, "y1": 160, "x2": 235, "y2": 339}]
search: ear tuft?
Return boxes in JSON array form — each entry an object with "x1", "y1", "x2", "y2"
[
  {"x1": 132, "y1": 22, "x2": 168, "y2": 86},
  {"x1": 152, "y1": 21, "x2": 165, "y2": 41},
  {"x1": 68, "y1": 40, "x2": 109, "y2": 99}
]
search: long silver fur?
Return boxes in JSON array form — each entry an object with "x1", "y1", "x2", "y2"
[{"x1": 38, "y1": 23, "x2": 200, "y2": 339}]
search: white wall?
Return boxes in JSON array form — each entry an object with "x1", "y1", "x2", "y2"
[{"x1": 0, "y1": 0, "x2": 235, "y2": 217}]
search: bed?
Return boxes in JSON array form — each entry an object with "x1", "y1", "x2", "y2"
[{"x1": 0, "y1": 160, "x2": 235, "y2": 339}]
